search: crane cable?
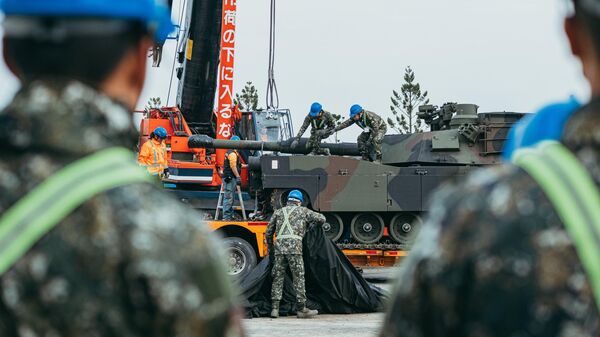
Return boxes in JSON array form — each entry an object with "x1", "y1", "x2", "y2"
[{"x1": 266, "y1": 0, "x2": 279, "y2": 110}]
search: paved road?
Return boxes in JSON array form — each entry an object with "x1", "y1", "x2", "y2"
[
  {"x1": 242, "y1": 268, "x2": 395, "y2": 337},
  {"x1": 243, "y1": 313, "x2": 385, "y2": 337}
]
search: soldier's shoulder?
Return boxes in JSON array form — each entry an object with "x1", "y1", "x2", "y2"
[{"x1": 102, "y1": 183, "x2": 210, "y2": 233}]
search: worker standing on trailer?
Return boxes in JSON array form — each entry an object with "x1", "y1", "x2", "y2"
[
  {"x1": 0, "y1": 1, "x2": 242, "y2": 336},
  {"x1": 333, "y1": 104, "x2": 387, "y2": 162},
  {"x1": 222, "y1": 135, "x2": 242, "y2": 220},
  {"x1": 292, "y1": 102, "x2": 337, "y2": 155},
  {"x1": 380, "y1": 0, "x2": 600, "y2": 336},
  {"x1": 266, "y1": 190, "x2": 325, "y2": 319},
  {"x1": 138, "y1": 126, "x2": 169, "y2": 176}
]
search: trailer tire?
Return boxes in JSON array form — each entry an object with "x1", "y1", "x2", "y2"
[{"x1": 224, "y1": 237, "x2": 257, "y2": 278}]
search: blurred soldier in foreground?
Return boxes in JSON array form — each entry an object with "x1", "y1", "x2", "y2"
[
  {"x1": 0, "y1": 1, "x2": 242, "y2": 336},
  {"x1": 380, "y1": 1, "x2": 600, "y2": 336},
  {"x1": 334, "y1": 104, "x2": 387, "y2": 162},
  {"x1": 292, "y1": 102, "x2": 336, "y2": 155},
  {"x1": 138, "y1": 126, "x2": 169, "y2": 176},
  {"x1": 266, "y1": 190, "x2": 325, "y2": 319}
]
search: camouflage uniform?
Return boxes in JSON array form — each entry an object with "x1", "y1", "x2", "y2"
[
  {"x1": 380, "y1": 99, "x2": 600, "y2": 337},
  {"x1": 0, "y1": 81, "x2": 242, "y2": 337},
  {"x1": 336, "y1": 110, "x2": 387, "y2": 160},
  {"x1": 266, "y1": 204, "x2": 325, "y2": 307},
  {"x1": 295, "y1": 111, "x2": 337, "y2": 155}
]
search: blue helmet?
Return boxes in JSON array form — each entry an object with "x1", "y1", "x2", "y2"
[
  {"x1": 288, "y1": 190, "x2": 303, "y2": 203},
  {"x1": 309, "y1": 102, "x2": 322, "y2": 117},
  {"x1": 154, "y1": 127, "x2": 167, "y2": 139},
  {"x1": 349, "y1": 104, "x2": 363, "y2": 118},
  {"x1": 230, "y1": 135, "x2": 241, "y2": 141},
  {"x1": 0, "y1": 0, "x2": 174, "y2": 42}
]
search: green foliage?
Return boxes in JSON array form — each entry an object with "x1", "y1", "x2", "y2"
[
  {"x1": 234, "y1": 81, "x2": 261, "y2": 111},
  {"x1": 388, "y1": 66, "x2": 430, "y2": 134},
  {"x1": 145, "y1": 97, "x2": 162, "y2": 112}
]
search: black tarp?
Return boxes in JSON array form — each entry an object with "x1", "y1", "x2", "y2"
[{"x1": 239, "y1": 225, "x2": 388, "y2": 317}]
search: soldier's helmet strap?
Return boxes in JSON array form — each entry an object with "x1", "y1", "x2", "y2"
[
  {"x1": 278, "y1": 206, "x2": 302, "y2": 240},
  {"x1": 513, "y1": 141, "x2": 600, "y2": 311},
  {"x1": 0, "y1": 147, "x2": 153, "y2": 276}
]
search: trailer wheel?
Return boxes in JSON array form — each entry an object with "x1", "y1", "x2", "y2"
[{"x1": 223, "y1": 237, "x2": 257, "y2": 278}]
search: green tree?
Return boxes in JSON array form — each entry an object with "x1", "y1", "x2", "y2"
[
  {"x1": 234, "y1": 81, "x2": 261, "y2": 111},
  {"x1": 388, "y1": 66, "x2": 429, "y2": 134}
]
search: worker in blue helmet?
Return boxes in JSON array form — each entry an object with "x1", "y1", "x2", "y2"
[
  {"x1": 266, "y1": 189, "x2": 325, "y2": 319},
  {"x1": 291, "y1": 102, "x2": 337, "y2": 155},
  {"x1": 333, "y1": 104, "x2": 387, "y2": 162},
  {"x1": 0, "y1": 1, "x2": 242, "y2": 336},
  {"x1": 222, "y1": 135, "x2": 243, "y2": 220},
  {"x1": 138, "y1": 127, "x2": 169, "y2": 176}
]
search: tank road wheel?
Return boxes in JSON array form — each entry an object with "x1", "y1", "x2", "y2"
[
  {"x1": 223, "y1": 237, "x2": 257, "y2": 278},
  {"x1": 350, "y1": 213, "x2": 384, "y2": 244},
  {"x1": 323, "y1": 213, "x2": 344, "y2": 242},
  {"x1": 270, "y1": 189, "x2": 309, "y2": 209},
  {"x1": 389, "y1": 213, "x2": 423, "y2": 247}
]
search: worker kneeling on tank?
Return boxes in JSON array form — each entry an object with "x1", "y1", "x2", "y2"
[
  {"x1": 291, "y1": 102, "x2": 336, "y2": 156},
  {"x1": 138, "y1": 126, "x2": 169, "y2": 177},
  {"x1": 266, "y1": 190, "x2": 325, "y2": 318},
  {"x1": 333, "y1": 104, "x2": 387, "y2": 162}
]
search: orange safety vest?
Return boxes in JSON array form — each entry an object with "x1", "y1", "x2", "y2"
[{"x1": 138, "y1": 139, "x2": 168, "y2": 175}]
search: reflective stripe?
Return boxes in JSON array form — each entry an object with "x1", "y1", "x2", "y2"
[
  {"x1": 513, "y1": 141, "x2": 600, "y2": 311},
  {"x1": 0, "y1": 148, "x2": 152, "y2": 276},
  {"x1": 150, "y1": 140, "x2": 158, "y2": 164},
  {"x1": 357, "y1": 112, "x2": 368, "y2": 129},
  {"x1": 311, "y1": 118, "x2": 325, "y2": 129},
  {"x1": 277, "y1": 206, "x2": 303, "y2": 240}
]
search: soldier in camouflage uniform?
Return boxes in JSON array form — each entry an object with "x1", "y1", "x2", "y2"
[
  {"x1": 292, "y1": 102, "x2": 337, "y2": 155},
  {"x1": 266, "y1": 190, "x2": 325, "y2": 319},
  {"x1": 0, "y1": 2, "x2": 242, "y2": 336},
  {"x1": 380, "y1": 1, "x2": 600, "y2": 336},
  {"x1": 334, "y1": 104, "x2": 387, "y2": 162}
]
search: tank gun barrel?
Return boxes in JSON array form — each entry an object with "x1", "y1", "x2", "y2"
[{"x1": 188, "y1": 135, "x2": 360, "y2": 156}]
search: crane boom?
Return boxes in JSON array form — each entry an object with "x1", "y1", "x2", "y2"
[{"x1": 176, "y1": 0, "x2": 224, "y2": 136}]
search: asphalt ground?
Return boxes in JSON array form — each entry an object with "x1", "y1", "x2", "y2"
[{"x1": 242, "y1": 267, "x2": 397, "y2": 337}]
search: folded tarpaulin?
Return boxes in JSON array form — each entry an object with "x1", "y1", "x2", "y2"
[{"x1": 239, "y1": 225, "x2": 388, "y2": 317}]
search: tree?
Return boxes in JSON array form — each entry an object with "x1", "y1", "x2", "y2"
[
  {"x1": 234, "y1": 81, "x2": 261, "y2": 111},
  {"x1": 388, "y1": 66, "x2": 430, "y2": 134}
]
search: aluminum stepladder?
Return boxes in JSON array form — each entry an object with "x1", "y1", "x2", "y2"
[{"x1": 215, "y1": 183, "x2": 247, "y2": 220}]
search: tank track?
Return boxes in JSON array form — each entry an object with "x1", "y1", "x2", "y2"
[{"x1": 336, "y1": 243, "x2": 408, "y2": 251}]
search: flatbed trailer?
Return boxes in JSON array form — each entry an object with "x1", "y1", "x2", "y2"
[{"x1": 207, "y1": 220, "x2": 407, "y2": 277}]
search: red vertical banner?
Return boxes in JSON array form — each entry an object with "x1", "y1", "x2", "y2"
[{"x1": 216, "y1": 0, "x2": 237, "y2": 167}]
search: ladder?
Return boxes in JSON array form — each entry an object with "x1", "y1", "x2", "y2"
[{"x1": 215, "y1": 183, "x2": 247, "y2": 220}]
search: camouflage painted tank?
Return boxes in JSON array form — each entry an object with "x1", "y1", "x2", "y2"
[{"x1": 189, "y1": 103, "x2": 524, "y2": 249}]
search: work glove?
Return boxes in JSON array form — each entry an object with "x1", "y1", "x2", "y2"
[
  {"x1": 290, "y1": 137, "x2": 300, "y2": 149},
  {"x1": 323, "y1": 128, "x2": 334, "y2": 138},
  {"x1": 235, "y1": 177, "x2": 242, "y2": 185}
]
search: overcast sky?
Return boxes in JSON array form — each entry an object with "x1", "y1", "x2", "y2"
[{"x1": 0, "y1": 0, "x2": 589, "y2": 140}]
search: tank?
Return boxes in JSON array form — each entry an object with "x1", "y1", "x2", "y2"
[{"x1": 188, "y1": 103, "x2": 525, "y2": 249}]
